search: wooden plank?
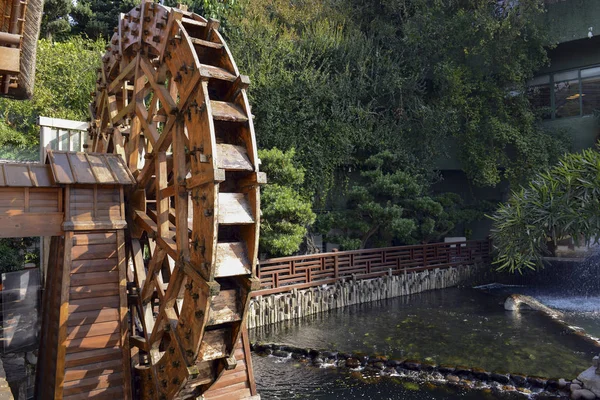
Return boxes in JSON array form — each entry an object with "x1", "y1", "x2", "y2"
[
  {"x1": 72, "y1": 232, "x2": 116, "y2": 246},
  {"x1": 203, "y1": 383, "x2": 250, "y2": 400},
  {"x1": 64, "y1": 359, "x2": 122, "y2": 382},
  {"x1": 86, "y1": 154, "x2": 116, "y2": 183},
  {"x1": 70, "y1": 271, "x2": 119, "y2": 286},
  {"x1": 67, "y1": 309, "x2": 120, "y2": 326},
  {"x1": 69, "y1": 283, "x2": 120, "y2": 300},
  {"x1": 140, "y1": 58, "x2": 178, "y2": 114},
  {"x1": 30, "y1": 165, "x2": 56, "y2": 187},
  {"x1": 199, "y1": 328, "x2": 230, "y2": 361},
  {"x1": 218, "y1": 193, "x2": 254, "y2": 225},
  {"x1": 4, "y1": 165, "x2": 32, "y2": 186},
  {"x1": 206, "y1": 370, "x2": 247, "y2": 391},
  {"x1": 71, "y1": 259, "x2": 118, "y2": 274},
  {"x1": 199, "y1": 64, "x2": 236, "y2": 82},
  {"x1": 215, "y1": 242, "x2": 251, "y2": 278},
  {"x1": 210, "y1": 101, "x2": 248, "y2": 122},
  {"x1": 64, "y1": 333, "x2": 121, "y2": 354},
  {"x1": 242, "y1": 328, "x2": 257, "y2": 395},
  {"x1": 181, "y1": 17, "x2": 207, "y2": 27},
  {"x1": 0, "y1": 47, "x2": 19, "y2": 74},
  {"x1": 192, "y1": 37, "x2": 224, "y2": 49},
  {"x1": 63, "y1": 372, "x2": 123, "y2": 396},
  {"x1": 54, "y1": 232, "x2": 73, "y2": 398},
  {"x1": 64, "y1": 347, "x2": 122, "y2": 368},
  {"x1": 66, "y1": 154, "x2": 96, "y2": 184},
  {"x1": 68, "y1": 297, "x2": 120, "y2": 314},
  {"x1": 104, "y1": 155, "x2": 134, "y2": 184},
  {"x1": 207, "y1": 289, "x2": 242, "y2": 325},
  {"x1": 185, "y1": 168, "x2": 225, "y2": 190},
  {"x1": 49, "y1": 152, "x2": 76, "y2": 184},
  {"x1": 116, "y1": 229, "x2": 132, "y2": 399},
  {"x1": 156, "y1": 152, "x2": 169, "y2": 238},
  {"x1": 0, "y1": 213, "x2": 63, "y2": 237},
  {"x1": 66, "y1": 321, "x2": 120, "y2": 340},
  {"x1": 71, "y1": 244, "x2": 118, "y2": 261},
  {"x1": 108, "y1": 55, "x2": 138, "y2": 94},
  {"x1": 135, "y1": 101, "x2": 159, "y2": 147},
  {"x1": 62, "y1": 385, "x2": 123, "y2": 400},
  {"x1": 216, "y1": 144, "x2": 253, "y2": 171}
]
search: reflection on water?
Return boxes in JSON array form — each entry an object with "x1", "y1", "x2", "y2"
[
  {"x1": 250, "y1": 288, "x2": 597, "y2": 378},
  {"x1": 253, "y1": 354, "x2": 523, "y2": 400}
]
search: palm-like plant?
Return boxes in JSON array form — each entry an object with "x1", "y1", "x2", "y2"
[{"x1": 489, "y1": 146, "x2": 600, "y2": 273}]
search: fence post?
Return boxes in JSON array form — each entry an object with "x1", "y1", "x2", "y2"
[
  {"x1": 423, "y1": 243, "x2": 427, "y2": 268},
  {"x1": 334, "y1": 254, "x2": 338, "y2": 280}
]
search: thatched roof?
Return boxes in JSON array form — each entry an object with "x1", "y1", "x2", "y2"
[{"x1": 0, "y1": 0, "x2": 43, "y2": 100}]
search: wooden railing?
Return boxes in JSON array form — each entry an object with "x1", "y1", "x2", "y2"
[{"x1": 254, "y1": 239, "x2": 491, "y2": 296}]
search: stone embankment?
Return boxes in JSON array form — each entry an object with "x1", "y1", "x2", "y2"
[
  {"x1": 252, "y1": 342, "x2": 575, "y2": 398},
  {"x1": 570, "y1": 355, "x2": 600, "y2": 400},
  {"x1": 248, "y1": 264, "x2": 485, "y2": 329}
]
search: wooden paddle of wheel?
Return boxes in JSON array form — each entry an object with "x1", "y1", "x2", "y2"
[{"x1": 89, "y1": 2, "x2": 264, "y2": 398}]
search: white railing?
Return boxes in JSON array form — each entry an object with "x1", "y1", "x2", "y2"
[{"x1": 38, "y1": 116, "x2": 88, "y2": 162}]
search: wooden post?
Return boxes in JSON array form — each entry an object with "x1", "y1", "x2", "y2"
[{"x1": 334, "y1": 253, "x2": 338, "y2": 279}]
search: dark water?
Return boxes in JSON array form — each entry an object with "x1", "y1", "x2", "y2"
[
  {"x1": 253, "y1": 354, "x2": 522, "y2": 400},
  {"x1": 250, "y1": 288, "x2": 597, "y2": 378}
]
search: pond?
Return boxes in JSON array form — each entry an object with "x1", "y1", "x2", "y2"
[
  {"x1": 253, "y1": 353, "x2": 526, "y2": 400},
  {"x1": 250, "y1": 288, "x2": 598, "y2": 379}
]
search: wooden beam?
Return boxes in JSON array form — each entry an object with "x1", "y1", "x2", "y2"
[
  {"x1": 139, "y1": 57, "x2": 178, "y2": 114},
  {"x1": 156, "y1": 152, "x2": 169, "y2": 238},
  {"x1": 185, "y1": 169, "x2": 225, "y2": 190},
  {"x1": 108, "y1": 55, "x2": 138, "y2": 94},
  {"x1": 0, "y1": 47, "x2": 19, "y2": 74},
  {"x1": 135, "y1": 101, "x2": 159, "y2": 146}
]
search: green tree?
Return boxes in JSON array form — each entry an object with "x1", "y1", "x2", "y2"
[
  {"x1": 319, "y1": 152, "x2": 469, "y2": 250},
  {"x1": 0, "y1": 238, "x2": 39, "y2": 273},
  {"x1": 489, "y1": 146, "x2": 600, "y2": 273},
  {"x1": 258, "y1": 148, "x2": 316, "y2": 258},
  {"x1": 402, "y1": 0, "x2": 568, "y2": 187},
  {"x1": 0, "y1": 38, "x2": 104, "y2": 160},
  {"x1": 71, "y1": 0, "x2": 140, "y2": 40},
  {"x1": 40, "y1": 0, "x2": 72, "y2": 40}
]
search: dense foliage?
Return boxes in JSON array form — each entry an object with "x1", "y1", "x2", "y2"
[
  {"x1": 258, "y1": 148, "x2": 316, "y2": 257},
  {"x1": 0, "y1": 238, "x2": 39, "y2": 274},
  {"x1": 318, "y1": 152, "x2": 486, "y2": 250},
  {"x1": 2, "y1": 0, "x2": 571, "y2": 258},
  {"x1": 489, "y1": 147, "x2": 600, "y2": 273},
  {"x1": 0, "y1": 38, "x2": 104, "y2": 160},
  {"x1": 208, "y1": 0, "x2": 567, "y2": 203}
]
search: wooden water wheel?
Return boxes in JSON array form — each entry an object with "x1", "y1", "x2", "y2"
[{"x1": 88, "y1": 2, "x2": 263, "y2": 398}]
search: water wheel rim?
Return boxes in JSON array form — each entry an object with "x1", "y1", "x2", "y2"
[{"x1": 90, "y1": 2, "x2": 262, "y2": 398}]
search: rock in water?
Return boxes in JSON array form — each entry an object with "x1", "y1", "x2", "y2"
[
  {"x1": 577, "y1": 366, "x2": 600, "y2": 397},
  {"x1": 503, "y1": 294, "x2": 564, "y2": 318}
]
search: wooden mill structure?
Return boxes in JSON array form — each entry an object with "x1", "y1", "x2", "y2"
[
  {"x1": 0, "y1": 2, "x2": 263, "y2": 399},
  {"x1": 0, "y1": 0, "x2": 43, "y2": 99}
]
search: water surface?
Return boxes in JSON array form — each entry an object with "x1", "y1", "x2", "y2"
[
  {"x1": 250, "y1": 288, "x2": 597, "y2": 378},
  {"x1": 253, "y1": 354, "x2": 521, "y2": 400}
]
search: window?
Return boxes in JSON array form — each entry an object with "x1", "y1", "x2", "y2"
[{"x1": 528, "y1": 66, "x2": 600, "y2": 120}]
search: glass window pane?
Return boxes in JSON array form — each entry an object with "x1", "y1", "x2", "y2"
[
  {"x1": 528, "y1": 75, "x2": 550, "y2": 86},
  {"x1": 581, "y1": 67, "x2": 600, "y2": 79},
  {"x1": 59, "y1": 129, "x2": 69, "y2": 150},
  {"x1": 554, "y1": 79, "x2": 580, "y2": 118},
  {"x1": 71, "y1": 130, "x2": 81, "y2": 151},
  {"x1": 554, "y1": 70, "x2": 578, "y2": 82},
  {"x1": 582, "y1": 76, "x2": 600, "y2": 115},
  {"x1": 527, "y1": 84, "x2": 551, "y2": 119}
]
